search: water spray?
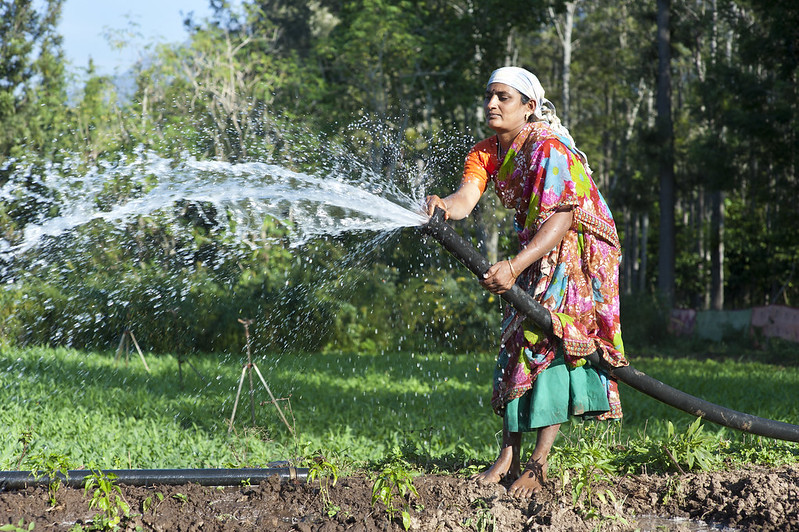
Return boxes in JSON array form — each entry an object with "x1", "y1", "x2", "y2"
[{"x1": 421, "y1": 207, "x2": 799, "y2": 442}]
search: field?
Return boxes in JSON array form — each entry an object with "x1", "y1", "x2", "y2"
[{"x1": 1, "y1": 343, "x2": 798, "y2": 530}]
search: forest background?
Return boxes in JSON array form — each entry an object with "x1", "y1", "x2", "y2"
[{"x1": 1, "y1": 0, "x2": 797, "y2": 357}]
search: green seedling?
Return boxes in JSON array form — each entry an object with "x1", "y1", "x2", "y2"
[
  {"x1": 15, "y1": 430, "x2": 35, "y2": 470},
  {"x1": 173, "y1": 493, "x2": 189, "y2": 507},
  {"x1": 308, "y1": 456, "x2": 340, "y2": 517},
  {"x1": 142, "y1": 492, "x2": 165, "y2": 514},
  {"x1": 662, "y1": 417, "x2": 721, "y2": 473},
  {"x1": 25, "y1": 451, "x2": 73, "y2": 507},
  {"x1": 0, "y1": 519, "x2": 35, "y2": 532},
  {"x1": 371, "y1": 453, "x2": 418, "y2": 531},
  {"x1": 553, "y1": 426, "x2": 617, "y2": 520},
  {"x1": 661, "y1": 475, "x2": 683, "y2": 505},
  {"x1": 465, "y1": 498, "x2": 495, "y2": 532},
  {"x1": 83, "y1": 471, "x2": 130, "y2": 530}
]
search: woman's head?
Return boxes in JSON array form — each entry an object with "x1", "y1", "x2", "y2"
[
  {"x1": 483, "y1": 81, "x2": 535, "y2": 136},
  {"x1": 486, "y1": 67, "x2": 546, "y2": 118},
  {"x1": 486, "y1": 66, "x2": 590, "y2": 168},
  {"x1": 484, "y1": 67, "x2": 550, "y2": 136}
]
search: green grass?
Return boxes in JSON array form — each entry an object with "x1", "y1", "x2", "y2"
[{"x1": 1, "y1": 344, "x2": 798, "y2": 474}]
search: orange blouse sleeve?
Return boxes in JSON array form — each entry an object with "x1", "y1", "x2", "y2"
[{"x1": 460, "y1": 136, "x2": 499, "y2": 195}]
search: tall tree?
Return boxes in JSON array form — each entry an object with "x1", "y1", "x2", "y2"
[
  {"x1": 0, "y1": 0, "x2": 66, "y2": 162},
  {"x1": 656, "y1": 0, "x2": 675, "y2": 307},
  {"x1": 25, "y1": 0, "x2": 67, "y2": 157},
  {"x1": 548, "y1": 1, "x2": 579, "y2": 126}
]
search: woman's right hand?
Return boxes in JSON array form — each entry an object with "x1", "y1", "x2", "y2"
[{"x1": 424, "y1": 195, "x2": 449, "y2": 219}]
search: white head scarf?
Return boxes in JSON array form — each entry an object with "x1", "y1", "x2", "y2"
[{"x1": 486, "y1": 66, "x2": 589, "y2": 169}]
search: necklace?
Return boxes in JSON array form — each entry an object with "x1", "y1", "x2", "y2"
[
  {"x1": 496, "y1": 127, "x2": 526, "y2": 161},
  {"x1": 496, "y1": 137, "x2": 506, "y2": 160}
]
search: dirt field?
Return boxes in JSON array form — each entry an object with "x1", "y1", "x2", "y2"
[{"x1": 1, "y1": 464, "x2": 798, "y2": 531}]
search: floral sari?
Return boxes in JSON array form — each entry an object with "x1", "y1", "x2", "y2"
[{"x1": 462, "y1": 121, "x2": 628, "y2": 418}]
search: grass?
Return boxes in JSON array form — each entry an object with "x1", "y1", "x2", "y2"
[{"x1": 0, "y1": 343, "x2": 798, "y2": 474}]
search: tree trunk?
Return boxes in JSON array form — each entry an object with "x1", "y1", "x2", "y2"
[
  {"x1": 656, "y1": 0, "x2": 675, "y2": 308},
  {"x1": 708, "y1": 0, "x2": 725, "y2": 310},
  {"x1": 639, "y1": 212, "x2": 649, "y2": 294},
  {"x1": 549, "y1": 1, "x2": 578, "y2": 126},
  {"x1": 710, "y1": 190, "x2": 724, "y2": 310},
  {"x1": 696, "y1": 188, "x2": 709, "y2": 309},
  {"x1": 623, "y1": 209, "x2": 633, "y2": 294}
]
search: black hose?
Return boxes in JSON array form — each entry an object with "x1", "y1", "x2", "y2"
[
  {"x1": 421, "y1": 207, "x2": 799, "y2": 442},
  {"x1": 0, "y1": 467, "x2": 308, "y2": 490}
]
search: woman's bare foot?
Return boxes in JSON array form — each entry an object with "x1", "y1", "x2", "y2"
[
  {"x1": 471, "y1": 446, "x2": 520, "y2": 484},
  {"x1": 508, "y1": 457, "x2": 548, "y2": 498}
]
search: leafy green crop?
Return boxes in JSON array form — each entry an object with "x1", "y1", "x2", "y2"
[{"x1": 0, "y1": 346, "x2": 797, "y2": 473}]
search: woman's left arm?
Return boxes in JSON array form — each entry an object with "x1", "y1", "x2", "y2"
[{"x1": 481, "y1": 207, "x2": 573, "y2": 294}]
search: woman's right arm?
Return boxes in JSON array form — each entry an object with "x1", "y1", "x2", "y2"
[{"x1": 424, "y1": 182, "x2": 483, "y2": 221}]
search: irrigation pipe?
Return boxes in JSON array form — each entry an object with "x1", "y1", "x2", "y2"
[
  {"x1": 0, "y1": 467, "x2": 308, "y2": 490},
  {"x1": 421, "y1": 207, "x2": 799, "y2": 443}
]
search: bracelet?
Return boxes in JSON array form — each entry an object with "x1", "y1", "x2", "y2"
[{"x1": 507, "y1": 259, "x2": 518, "y2": 279}]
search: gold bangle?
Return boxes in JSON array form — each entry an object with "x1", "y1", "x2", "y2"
[{"x1": 507, "y1": 259, "x2": 518, "y2": 279}]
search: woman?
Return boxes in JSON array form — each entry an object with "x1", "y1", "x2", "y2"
[{"x1": 425, "y1": 67, "x2": 628, "y2": 498}]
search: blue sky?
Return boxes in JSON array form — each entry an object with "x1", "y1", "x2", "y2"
[{"x1": 59, "y1": 0, "x2": 225, "y2": 74}]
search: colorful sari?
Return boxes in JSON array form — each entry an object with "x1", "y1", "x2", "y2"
[{"x1": 461, "y1": 121, "x2": 628, "y2": 419}]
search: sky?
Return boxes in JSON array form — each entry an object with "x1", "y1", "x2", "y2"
[{"x1": 58, "y1": 0, "x2": 225, "y2": 75}]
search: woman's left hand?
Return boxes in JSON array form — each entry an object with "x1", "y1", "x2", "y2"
[{"x1": 480, "y1": 260, "x2": 517, "y2": 294}]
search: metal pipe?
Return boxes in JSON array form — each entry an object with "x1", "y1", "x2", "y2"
[
  {"x1": 421, "y1": 207, "x2": 799, "y2": 442},
  {"x1": 0, "y1": 467, "x2": 308, "y2": 490}
]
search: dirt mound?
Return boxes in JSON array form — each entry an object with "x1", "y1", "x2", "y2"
[{"x1": 1, "y1": 464, "x2": 798, "y2": 531}]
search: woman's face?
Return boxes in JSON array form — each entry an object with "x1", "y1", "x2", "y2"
[{"x1": 484, "y1": 83, "x2": 535, "y2": 136}]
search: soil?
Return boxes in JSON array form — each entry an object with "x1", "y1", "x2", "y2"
[{"x1": 2, "y1": 464, "x2": 799, "y2": 531}]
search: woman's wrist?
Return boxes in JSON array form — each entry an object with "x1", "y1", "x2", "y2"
[{"x1": 507, "y1": 259, "x2": 518, "y2": 279}]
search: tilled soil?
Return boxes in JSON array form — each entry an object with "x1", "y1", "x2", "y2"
[{"x1": 1, "y1": 464, "x2": 798, "y2": 531}]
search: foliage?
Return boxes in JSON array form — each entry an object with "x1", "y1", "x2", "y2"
[
  {"x1": 1, "y1": 345, "x2": 798, "y2": 472},
  {"x1": 0, "y1": 520, "x2": 34, "y2": 532},
  {"x1": 370, "y1": 448, "x2": 419, "y2": 531},
  {"x1": 142, "y1": 492, "x2": 165, "y2": 515},
  {"x1": 550, "y1": 424, "x2": 621, "y2": 520},
  {"x1": 465, "y1": 498, "x2": 495, "y2": 532},
  {"x1": 0, "y1": 0, "x2": 67, "y2": 163},
  {"x1": 25, "y1": 449, "x2": 73, "y2": 507},
  {"x1": 662, "y1": 418, "x2": 723, "y2": 472},
  {"x1": 83, "y1": 471, "x2": 131, "y2": 530},
  {"x1": 307, "y1": 456, "x2": 340, "y2": 516},
  {"x1": 619, "y1": 292, "x2": 671, "y2": 348},
  {"x1": 2, "y1": 0, "x2": 799, "y2": 358}
]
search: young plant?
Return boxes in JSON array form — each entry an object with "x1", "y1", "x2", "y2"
[
  {"x1": 552, "y1": 425, "x2": 618, "y2": 520},
  {"x1": 25, "y1": 451, "x2": 73, "y2": 507},
  {"x1": 465, "y1": 498, "x2": 495, "y2": 532},
  {"x1": 307, "y1": 456, "x2": 340, "y2": 517},
  {"x1": 15, "y1": 430, "x2": 34, "y2": 470},
  {"x1": 83, "y1": 470, "x2": 130, "y2": 530},
  {"x1": 172, "y1": 492, "x2": 189, "y2": 507},
  {"x1": 0, "y1": 519, "x2": 35, "y2": 532},
  {"x1": 142, "y1": 492, "x2": 165, "y2": 514},
  {"x1": 662, "y1": 417, "x2": 721, "y2": 472},
  {"x1": 371, "y1": 452, "x2": 419, "y2": 531}
]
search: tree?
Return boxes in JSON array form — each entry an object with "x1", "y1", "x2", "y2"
[
  {"x1": 0, "y1": 0, "x2": 67, "y2": 163},
  {"x1": 69, "y1": 59, "x2": 125, "y2": 160},
  {"x1": 656, "y1": 0, "x2": 675, "y2": 308}
]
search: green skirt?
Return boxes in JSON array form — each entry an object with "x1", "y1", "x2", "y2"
[{"x1": 504, "y1": 353, "x2": 610, "y2": 432}]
